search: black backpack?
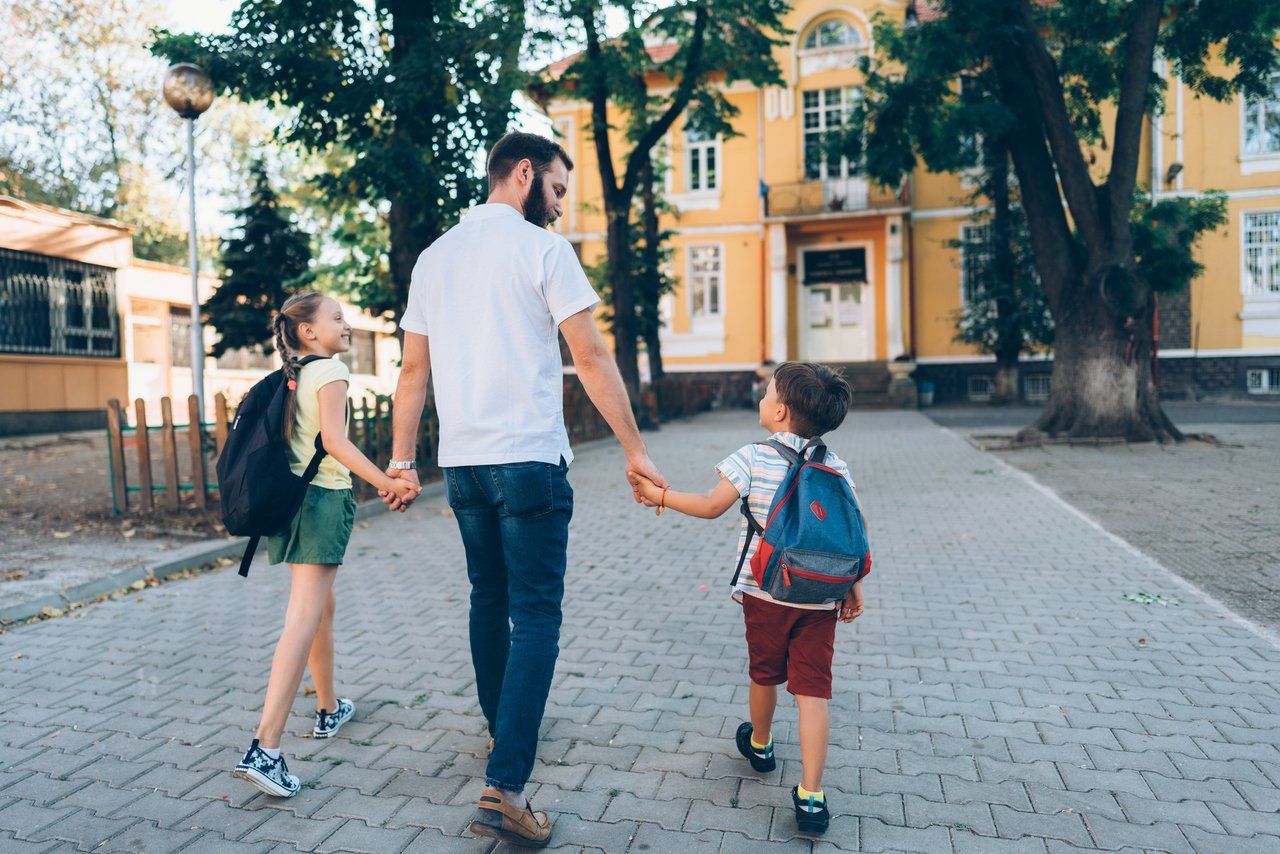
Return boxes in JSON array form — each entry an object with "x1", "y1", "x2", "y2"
[{"x1": 216, "y1": 355, "x2": 329, "y2": 577}]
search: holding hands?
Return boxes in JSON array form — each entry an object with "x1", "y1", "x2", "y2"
[{"x1": 380, "y1": 468, "x2": 422, "y2": 512}]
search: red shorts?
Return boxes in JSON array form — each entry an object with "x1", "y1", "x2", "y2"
[{"x1": 742, "y1": 593, "x2": 837, "y2": 699}]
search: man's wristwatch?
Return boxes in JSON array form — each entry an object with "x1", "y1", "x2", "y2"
[{"x1": 388, "y1": 460, "x2": 418, "y2": 471}]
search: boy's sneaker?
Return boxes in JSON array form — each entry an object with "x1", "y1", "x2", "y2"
[
  {"x1": 233, "y1": 739, "x2": 300, "y2": 798},
  {"x1": 792, "y1": 786, "x2": 831, "y2": 835},
  {"x1": 313, "y1": 698, "x2": 355, "y2": 738},
  {"x1": 735, "y1": 722, "x2": 776, "y2": 773}
]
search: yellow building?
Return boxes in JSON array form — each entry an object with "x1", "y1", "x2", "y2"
[
  {"x1": 541, "y1": 0, "x2": 1280, "y2": 403},
  {"x1": 1, "y1": 197, "x2": 400, "y2": 436}
]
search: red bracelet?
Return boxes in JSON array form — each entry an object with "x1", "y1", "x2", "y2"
[{"x1": 656, "y1": 486, "x2": 669, "y2": 515}]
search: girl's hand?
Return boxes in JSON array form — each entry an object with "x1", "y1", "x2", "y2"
[
  {"x1": 838, "y1": 582, "x2": 864, "y2": 623},
  {"x1": 382, "y1": 476, "x2": 421, "y2": 507}
]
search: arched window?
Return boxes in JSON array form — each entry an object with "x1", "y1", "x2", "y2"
[{"x1": 801, "y1": 19, "x2": 863, "y2": 52}]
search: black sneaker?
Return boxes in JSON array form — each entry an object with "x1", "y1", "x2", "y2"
[
  {"x1": 735, "y1": 722, "x2": 776, "y2": 773},
  {"x1": 313, "y1": 698, "x2": 355, "y2": 739},
  {"x1": 233, "y1": 739, "x2": 300, "y2": 798},
  {"x1": 792, "y1": 786, "x2": 830, "y2": 835}
]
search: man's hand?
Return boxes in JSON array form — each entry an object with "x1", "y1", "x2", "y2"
[
  {"x1": 380, "y1": 468, "x2": 422, "y2": 512},
  {"x1": 838, "y1": 582, "x2": 865, "y2": 623},
  {"x1": 625, "y1": 452, "x2": 666, "y2": 504},
  {"x1": 627, "y1": 472, "x2": 664, "y2": 507}
]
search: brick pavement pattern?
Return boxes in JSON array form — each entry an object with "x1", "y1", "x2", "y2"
[{"x1": 2, "y1": 410, "x2": 1279, "y2": 853}]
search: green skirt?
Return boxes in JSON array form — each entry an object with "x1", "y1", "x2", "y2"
[{"x1": 268, "y1": 485, "x2": 357, "y2": 566}]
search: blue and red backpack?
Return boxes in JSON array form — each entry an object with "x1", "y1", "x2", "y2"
[{"x1": 729, "y1": 438, "x2": 871, "y2": 606}]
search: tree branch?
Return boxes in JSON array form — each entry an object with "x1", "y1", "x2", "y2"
[
  {"x1": 581, "y1": 1, "x2": 620, "y2": 203},
  {"x1": 1010, "y1": 0, "x2": 1108, "y2": 261},
  {"x1": 991, "y1": 39, "x2": 1081, "y2": 305},
  {"x1": 1107, "y1": 0, "x2": 1163, "y2": 255},
  {"x1": 621, "y1": 2, "x2": 709, "y2": 199}
]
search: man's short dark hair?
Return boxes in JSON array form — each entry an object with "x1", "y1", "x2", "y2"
[
  {"x1": 486, "y1": 131, "x2": 573, "y2": 189},
  {"x1": 772, "y1": 362, "x2": 852, "y2": 438}
]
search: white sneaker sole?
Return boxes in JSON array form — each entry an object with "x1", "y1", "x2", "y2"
[{"x1": 233, "y1": 765, "x2": 299, "y2": 798}]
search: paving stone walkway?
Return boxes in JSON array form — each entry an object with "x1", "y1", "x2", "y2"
[{"x1": 2, "y1": 410, "x2": 1279, "y2": 853}]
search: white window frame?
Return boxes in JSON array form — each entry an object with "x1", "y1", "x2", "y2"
[
  {"x1": 687, "y1": 243, "x2": 725, "y2": 322},
  {"x1": 685, "y1": 127, "x2": 720, "y2": 193},
  {"x1": 1245, "y1": 367, "x2": 1280, "y2": 394},
  {"x1": 1241, "y1": 72, "x2": 1280, "y2": 173},
  {"x1": 802, "y1": 86, "x2": 860, "y2": 181},
  {"x1": 967, "y1": 375, "x2": 993, "y2": 402},
  {"x1": 800, "y1": 19, "x2": 864, "y2": 53},
  {"x1": 1024, "y1": 373, "x2": 1052, "y2": 403},
  {"x1": 959, "y1": 222, "x2": 992, "y2": 307}
]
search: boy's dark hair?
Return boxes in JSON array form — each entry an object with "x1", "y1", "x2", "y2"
[
  {"x1": 772, "y1": 362, "x2": 852, "y2": 438},
  {"x1": 486, "y1": 131, "x2": 573, "y2": 189}
]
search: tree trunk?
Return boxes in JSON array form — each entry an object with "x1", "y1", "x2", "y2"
[
  {"x1": 1020, "y1": 295, "x2": 1180, "y2": 442},
  {"x1": 605, "y1": 200, "x2": 642, "y2": 396},
  {"x1": 387, "y1": 196, "x2": 435, "y2": 325},
  {"x1": 992, "y1": 357, "x2": 1019, "y2": 405},
  {"x1": 639, "y1": 157, "x2": 665, "y2": 382}
]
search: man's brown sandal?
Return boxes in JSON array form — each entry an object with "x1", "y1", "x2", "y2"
[{"x1": 467, "y1": 785, "x2": 552, "y2": 847}]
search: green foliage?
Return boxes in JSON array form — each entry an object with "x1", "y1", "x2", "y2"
[
  {"x1": 1132, "y1": 192, "x2": 1228, "y2": 294},
  {"x1": 152, "y1": 0, "x2": 526, "y2": 317},
  {"x1": 203, "y1": 163, "x2": 313, "y2": 357},
  {"x1": 852, "y1": 1, "x2": 1280, "y2": 188}
]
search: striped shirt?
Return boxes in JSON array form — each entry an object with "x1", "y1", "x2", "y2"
[{"x1": 716, "y1": 432, "x2": 856, "y2": 611}]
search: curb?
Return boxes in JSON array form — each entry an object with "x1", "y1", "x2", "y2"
[{"x1": 0, "y1": 480, "x2": 447, "y2": 629}]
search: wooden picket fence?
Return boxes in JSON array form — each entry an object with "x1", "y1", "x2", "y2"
[{"x1": 105, "y1": 375, "x2": 724, "y2": 515}]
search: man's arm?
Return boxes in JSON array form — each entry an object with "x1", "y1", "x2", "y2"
[
  {"x1": 559, "y1": 308, "x2": 666, "y2": 493},
  {"x1": 383, "y1": 331, "x2": 432, "y2": 511}
]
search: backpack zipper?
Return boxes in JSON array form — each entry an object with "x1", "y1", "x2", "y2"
[{"x1": 781, "y1": 562, "x2": 858, "y2": 584}]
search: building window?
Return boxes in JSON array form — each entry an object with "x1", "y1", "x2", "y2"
[
  {"x1": 1246, "y1": 367, "x2": 1280, "y2": 394},
  {"x1": 967, "y1": 375, "x2": 993, "y2": 402},
  {"x1": 960, "y1": 223, "x2": 992, "y2": 306},
  {"x1": 338, "y1": 329, "x2": 378, "y2": 375},
  {"x1": 0, "y1": 247, "x2": 119, "y2": 358},
  {"x1": 686, "y1": 125, "x2": 718, "y2": 193},
  {"x1": 688, "y1": 244, "x2": 723, "y2": 319},
  {"x1": 169, "y1": 308, "x2": 192, "y2": 368},
  {"x1": 1244, "y1": 211, "x2": 1280, "y2": 297},
  {"x1": 1024, "y1": 373, "x2": 1052, "y2": 402},
  {"x1": 802, "y1": 19, "x2": 863, "y2": 52},
  {"x1": 1244, "y1": 73, "x2": 1280, "y2": 157},
  {"x1": 803, "y1": 87, "x2": 859, "y2": 180}
]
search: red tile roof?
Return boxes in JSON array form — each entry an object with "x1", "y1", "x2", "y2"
[{"x1": 543, "y1": 42, "x2": 679, "y2": 79}]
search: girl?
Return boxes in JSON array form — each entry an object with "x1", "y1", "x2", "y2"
[{"x1": 233, "y1": 291, "x2": 420, "y2": 797}]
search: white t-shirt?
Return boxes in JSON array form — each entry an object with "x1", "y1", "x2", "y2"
[{"x1": 399, "y1": 203, "x2": 601, "y2": 467}]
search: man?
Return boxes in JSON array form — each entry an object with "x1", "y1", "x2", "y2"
[{"x1": 382, "y1": 131, "x2": 665, "y2": 847}]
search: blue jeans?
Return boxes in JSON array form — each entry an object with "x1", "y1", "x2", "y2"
[{"x1": 445, "y1": 459, "x2": 573, "y2": 792}]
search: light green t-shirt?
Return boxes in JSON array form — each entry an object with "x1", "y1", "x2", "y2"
[{"x1": 288, "y1": 357, "x2": 352, "y2": 490}]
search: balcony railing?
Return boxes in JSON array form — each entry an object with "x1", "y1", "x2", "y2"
[{"x1": 765, "y1": 177, "x2": 907, "y2": 218}]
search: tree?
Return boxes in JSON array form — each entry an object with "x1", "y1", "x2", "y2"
[
  {"x1": 0, "y1": 0, "x2": 191, "y2": 262},
  {"x1": 153, "y1": 0, "x2": 527, "y2": 321},
  {"x1": 541, "y1": 0, "x2": 788, "y2": 397},
  {"x1": 204, "y1": 163, "x2": 314, "y2": 358},
  {"x1": 952, "y1": 144, "x2": 1054, "y2": 404},
  {"x1": 850, "y1": 0, "x2": 1280, "y2": 440}
]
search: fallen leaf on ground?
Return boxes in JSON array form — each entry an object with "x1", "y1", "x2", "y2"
[{"x1": 52, "y1": 531, "x2": 71, "y2": 538}]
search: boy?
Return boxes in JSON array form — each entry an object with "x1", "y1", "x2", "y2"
[{"x1": 630, "y1": 362, "x2": 866, "y2": 835}]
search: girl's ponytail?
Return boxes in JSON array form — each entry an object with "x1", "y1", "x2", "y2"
[{"x1": 271, "y1": 291, "x2": 326, "y2": 441}]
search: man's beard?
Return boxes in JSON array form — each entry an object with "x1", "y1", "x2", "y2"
[{"x1": 523, "y1": 172, "x2": 555, "y2": 228}]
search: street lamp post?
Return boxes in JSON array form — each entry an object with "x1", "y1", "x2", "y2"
[{"x1": 162, "y1": 63, "x2": 215, "y2": 425}]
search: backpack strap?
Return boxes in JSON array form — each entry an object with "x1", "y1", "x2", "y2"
[
  {"x1": 803, "y1": 436, "x2": 828, "y2": 464},
  {"x1": 728, "y1": 439, "x2": 798, "y2": 588}
]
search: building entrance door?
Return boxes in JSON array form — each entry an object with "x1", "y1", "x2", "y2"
[{"x1": 799, "y1": 245, "x2": 874, "y2": 362}]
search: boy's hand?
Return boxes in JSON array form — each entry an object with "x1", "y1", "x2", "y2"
[
  {"x1": 628, "y1": 472, "x2": 664, "y2": 507},
  {"x1": 838, "y1": 581, "x2": 864, "y2": 623}
]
